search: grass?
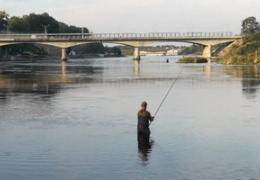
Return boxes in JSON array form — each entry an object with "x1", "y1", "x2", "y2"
[
  {"x1": 177, "y1": 56, "x2": 208, "y2": 63},
  {"x1": 219, "y1": 34, "x2": 260, "y2": 64}
]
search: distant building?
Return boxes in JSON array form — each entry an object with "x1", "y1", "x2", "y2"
[
  {"x1": 140, "y1": 51, "x2": 149, "y2": 56},
  {"x1": 68, "y1": 51, "x2": 76, "y2": 56},
  {"x1": 166, "y1": 49, "x2": 179, "y2": 56},
  {"x1": 140, "y1": 51, "x2": 166, "y2": 56}
]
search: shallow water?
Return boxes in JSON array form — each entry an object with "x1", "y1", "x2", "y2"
[{"x1": 1, "y1": 56, "x2": 260, "y2": 179}]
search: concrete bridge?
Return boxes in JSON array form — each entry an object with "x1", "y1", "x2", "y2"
[{"x1": 0, "y1": 32, "x2": 241, "y2": 61}]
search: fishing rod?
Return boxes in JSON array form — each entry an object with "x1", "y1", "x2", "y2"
[{"x1": 150, "y1": 67, "x2": 184, "y2": 126}]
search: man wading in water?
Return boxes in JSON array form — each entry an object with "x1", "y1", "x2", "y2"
[{"x1": 137, "y1": 101, "x2": 154, "y2": 134}]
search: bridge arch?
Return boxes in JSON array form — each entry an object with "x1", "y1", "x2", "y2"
[{"x1": 0, "y1": 41, "x2": 100, "y2": 61}]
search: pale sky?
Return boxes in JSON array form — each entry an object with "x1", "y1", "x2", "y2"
[{"x1": 1, "y1": 0, "x2": 260, "y2": 34}]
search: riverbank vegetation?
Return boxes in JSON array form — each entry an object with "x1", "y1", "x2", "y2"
[
  {"x1": 219, "y1": 33, "x2": 260, "y2": 64},
  {"x1": 219, "y1": 16, "x2": 260, "y2": 64},
  {"x1": 177, "y1": 56, "x2": 207, "y2": 63},
  {"x1": 180, "y1": 44, "x2": 203, "y2": 55}
]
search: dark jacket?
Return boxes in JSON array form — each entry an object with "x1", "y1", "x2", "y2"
[{"x1": 137, "y1": 109, "x2": 153, "y2": 134}]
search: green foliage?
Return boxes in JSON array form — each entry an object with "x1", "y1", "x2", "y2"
[
  {"x1": 0, "y1": 10, "x2": 9, "y2": 20},
  {"x1": 86, "y1": 43, "x2": 105, "y2": 54},
  {"x1": 220, "y1": 56, "x2": 253, "y2": 64},
  {"x1": 219, "y1": 37, "x2": 260, "y2": 64},
  {"x1": 177, "y1": 56, "x2": 208, "y2": 63},
  {"x1": 241, "y1": 16, "x2": 260, "y2": 35},
  {"x1": 8, "y1": 16, "x2": 30, "y2": 32},
  {"x1": 105, "y1": 46, "x2": 122, "y2": 56},
  {"x1": 219, "y1": 17, "x2": 260, "y2": 64},
  {"x1": 0, "y1": 10, "x2": 9, "y2": 31},
  {"x1": 27, "y1": 13, "x2": 57, "y2": 33},
  {"x1": 242, "y1": 33, "x2": 260, "y2": 43},
  {"x1": 1, "y1": 11, "x2": 88, "y2": 33},
  {"x1": 240, "y1": 41, "x2": 260, "y2": 55},
  {"x1": 5, "y1": 13, "x2": 59, "y2": 33},
  {"x1": 59, "y1": 22, "x2": 88, "y2": 33},
  {"x1": 181, "y1": 44, "x2": 203, "y2": 55},
  {"x1": 1, "y1": 43, "x2": 46, "y2": 55},
  {"x1": 0, "y1": 11, "x2": 94, "y2": 56}
]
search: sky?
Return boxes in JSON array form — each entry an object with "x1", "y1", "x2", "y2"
[{"x1": 1, "y1": 0, "x2": 260, "y2": 34}]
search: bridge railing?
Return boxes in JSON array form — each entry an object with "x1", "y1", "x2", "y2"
[
  {"x1": 0, "y1": 32, "x2": 236, "y2": 40},
  {"x1": 91, "y1": 32, "x2": 234, "y2": 38}
]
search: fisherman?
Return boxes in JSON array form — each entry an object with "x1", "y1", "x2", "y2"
[{"x1": 137, "y1": 101, "x2": 154, "y2": 134}]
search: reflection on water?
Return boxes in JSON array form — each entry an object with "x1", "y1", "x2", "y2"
[
  {"x1": 0, "y1": 59, "x2": 102, "y2": 96},
  {"x1": 224, "y1": 65, "x2": 260, "y2": 99},
  {"x1": 133, "y1": 60, "x2": 140, "y2": 77},
  {"x1": 61, "y1": 61, "x2": 67, "y2": 76},
  {"x1": 203, "y1": 65, "x2": 212, "y2": 78},
  {"x1": 137, "y1": 133, "x2": 154, "y2": 166},
  {"x1": 1, "y1": 57, "x2": 260, "y2": 179}
]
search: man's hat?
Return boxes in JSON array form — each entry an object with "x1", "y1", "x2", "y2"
[{"x1": 141, "y1": 101, "x2": 147, "y2": 107}]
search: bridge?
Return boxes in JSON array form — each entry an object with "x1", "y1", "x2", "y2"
[{"x1": 0, "y1": 32, "x2": 241, "y2": 61}]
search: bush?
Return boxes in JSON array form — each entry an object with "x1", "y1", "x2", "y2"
[
  {"x1": 220, "y1": 34, "x2": 260, "y2": 64},
  {"x1": 177, "y1": 56, "x2": 208, "y2": 63}
]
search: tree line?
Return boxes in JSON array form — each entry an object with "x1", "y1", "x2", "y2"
[
  {"x1": 0, "y1": 11, "x2": 88, "y2": 33},
  {"x1": 0, "y1": 11, "x2": 121, "y2": 56}
]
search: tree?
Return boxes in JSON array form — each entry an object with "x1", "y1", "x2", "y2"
[
  {"x1": 26, "y1": 13, "x2": 59, "y2": 33},
  {"x1": 0, "y1": 10, "x2": 9, "y2": 20},
  {"x1": 241, "y1": 16, "x2": 260, "y2": 35},
  {"x1": 0, "y1": 10, "x2": 9, "y2": 31},
  {"x1": 5, "y1": 13, "x2": 59, "y2": 33},
  {"x1": 86, "y1": 43, "x2": 105, "y2": 54},
  {"x1": 0, "y1": 11, "x2": 105, "y2": 56},
  {"x1": 110, "y1": 47, "x2": 122, "y2": 56},
  {"x1": 59, "y1": 22, "x2": 88, "y2": 33},
  {"x1": 181, "y1": 44, "x2": 203, "y2": 55},
  {"x1": 105, "y1": 46, "x2": 122, "y2": 56},
  {"x1": 8, "y1": 16, "x2": 29, "y2": 32}
]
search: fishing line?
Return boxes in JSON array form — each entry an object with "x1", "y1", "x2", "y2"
[{"x1": 150, "y1": 67, "x2": 184, "y2": 125}]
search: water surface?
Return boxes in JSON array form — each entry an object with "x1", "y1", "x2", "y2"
[{"x1": 1, "y1": 56, "x2": 260, "y2": 179}]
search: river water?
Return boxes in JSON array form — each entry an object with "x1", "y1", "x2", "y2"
[{"x1": 1, "y1": 56, "x2": 260, "y2": 180}]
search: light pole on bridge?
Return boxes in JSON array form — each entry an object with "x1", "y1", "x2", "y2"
[
  {"x1": 3, "y1": 24, "x2": 14, "y2": 34},
  {"x1": 41, "y1": 24, "x2": 50, "y2": 38},
  {"x1": 81, "y1": 27, "x2": 84, "y2": 38}
]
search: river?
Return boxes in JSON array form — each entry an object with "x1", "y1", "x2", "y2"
[{"x1": 1, "y1": 56, "x2": 260, "y2": 179}]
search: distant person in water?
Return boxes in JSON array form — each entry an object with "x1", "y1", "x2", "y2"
[{"x1": 137, "y1": 101, "x2": 154, "y2": 134}]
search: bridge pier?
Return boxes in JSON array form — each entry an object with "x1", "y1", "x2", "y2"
[
  {"x1": 61, "y1": 48, "x2": 68, "y2": 61},
  {"x1": 133, "y1": 47, "x2": 140, "y2": 60},
  {"x1": 203, "y1": 45, "x2": 212, "y2": 59}
]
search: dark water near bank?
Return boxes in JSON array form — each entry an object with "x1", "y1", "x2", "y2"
[{"x1": 1, "y1": 56, "x2": 260, "y2": 180}]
